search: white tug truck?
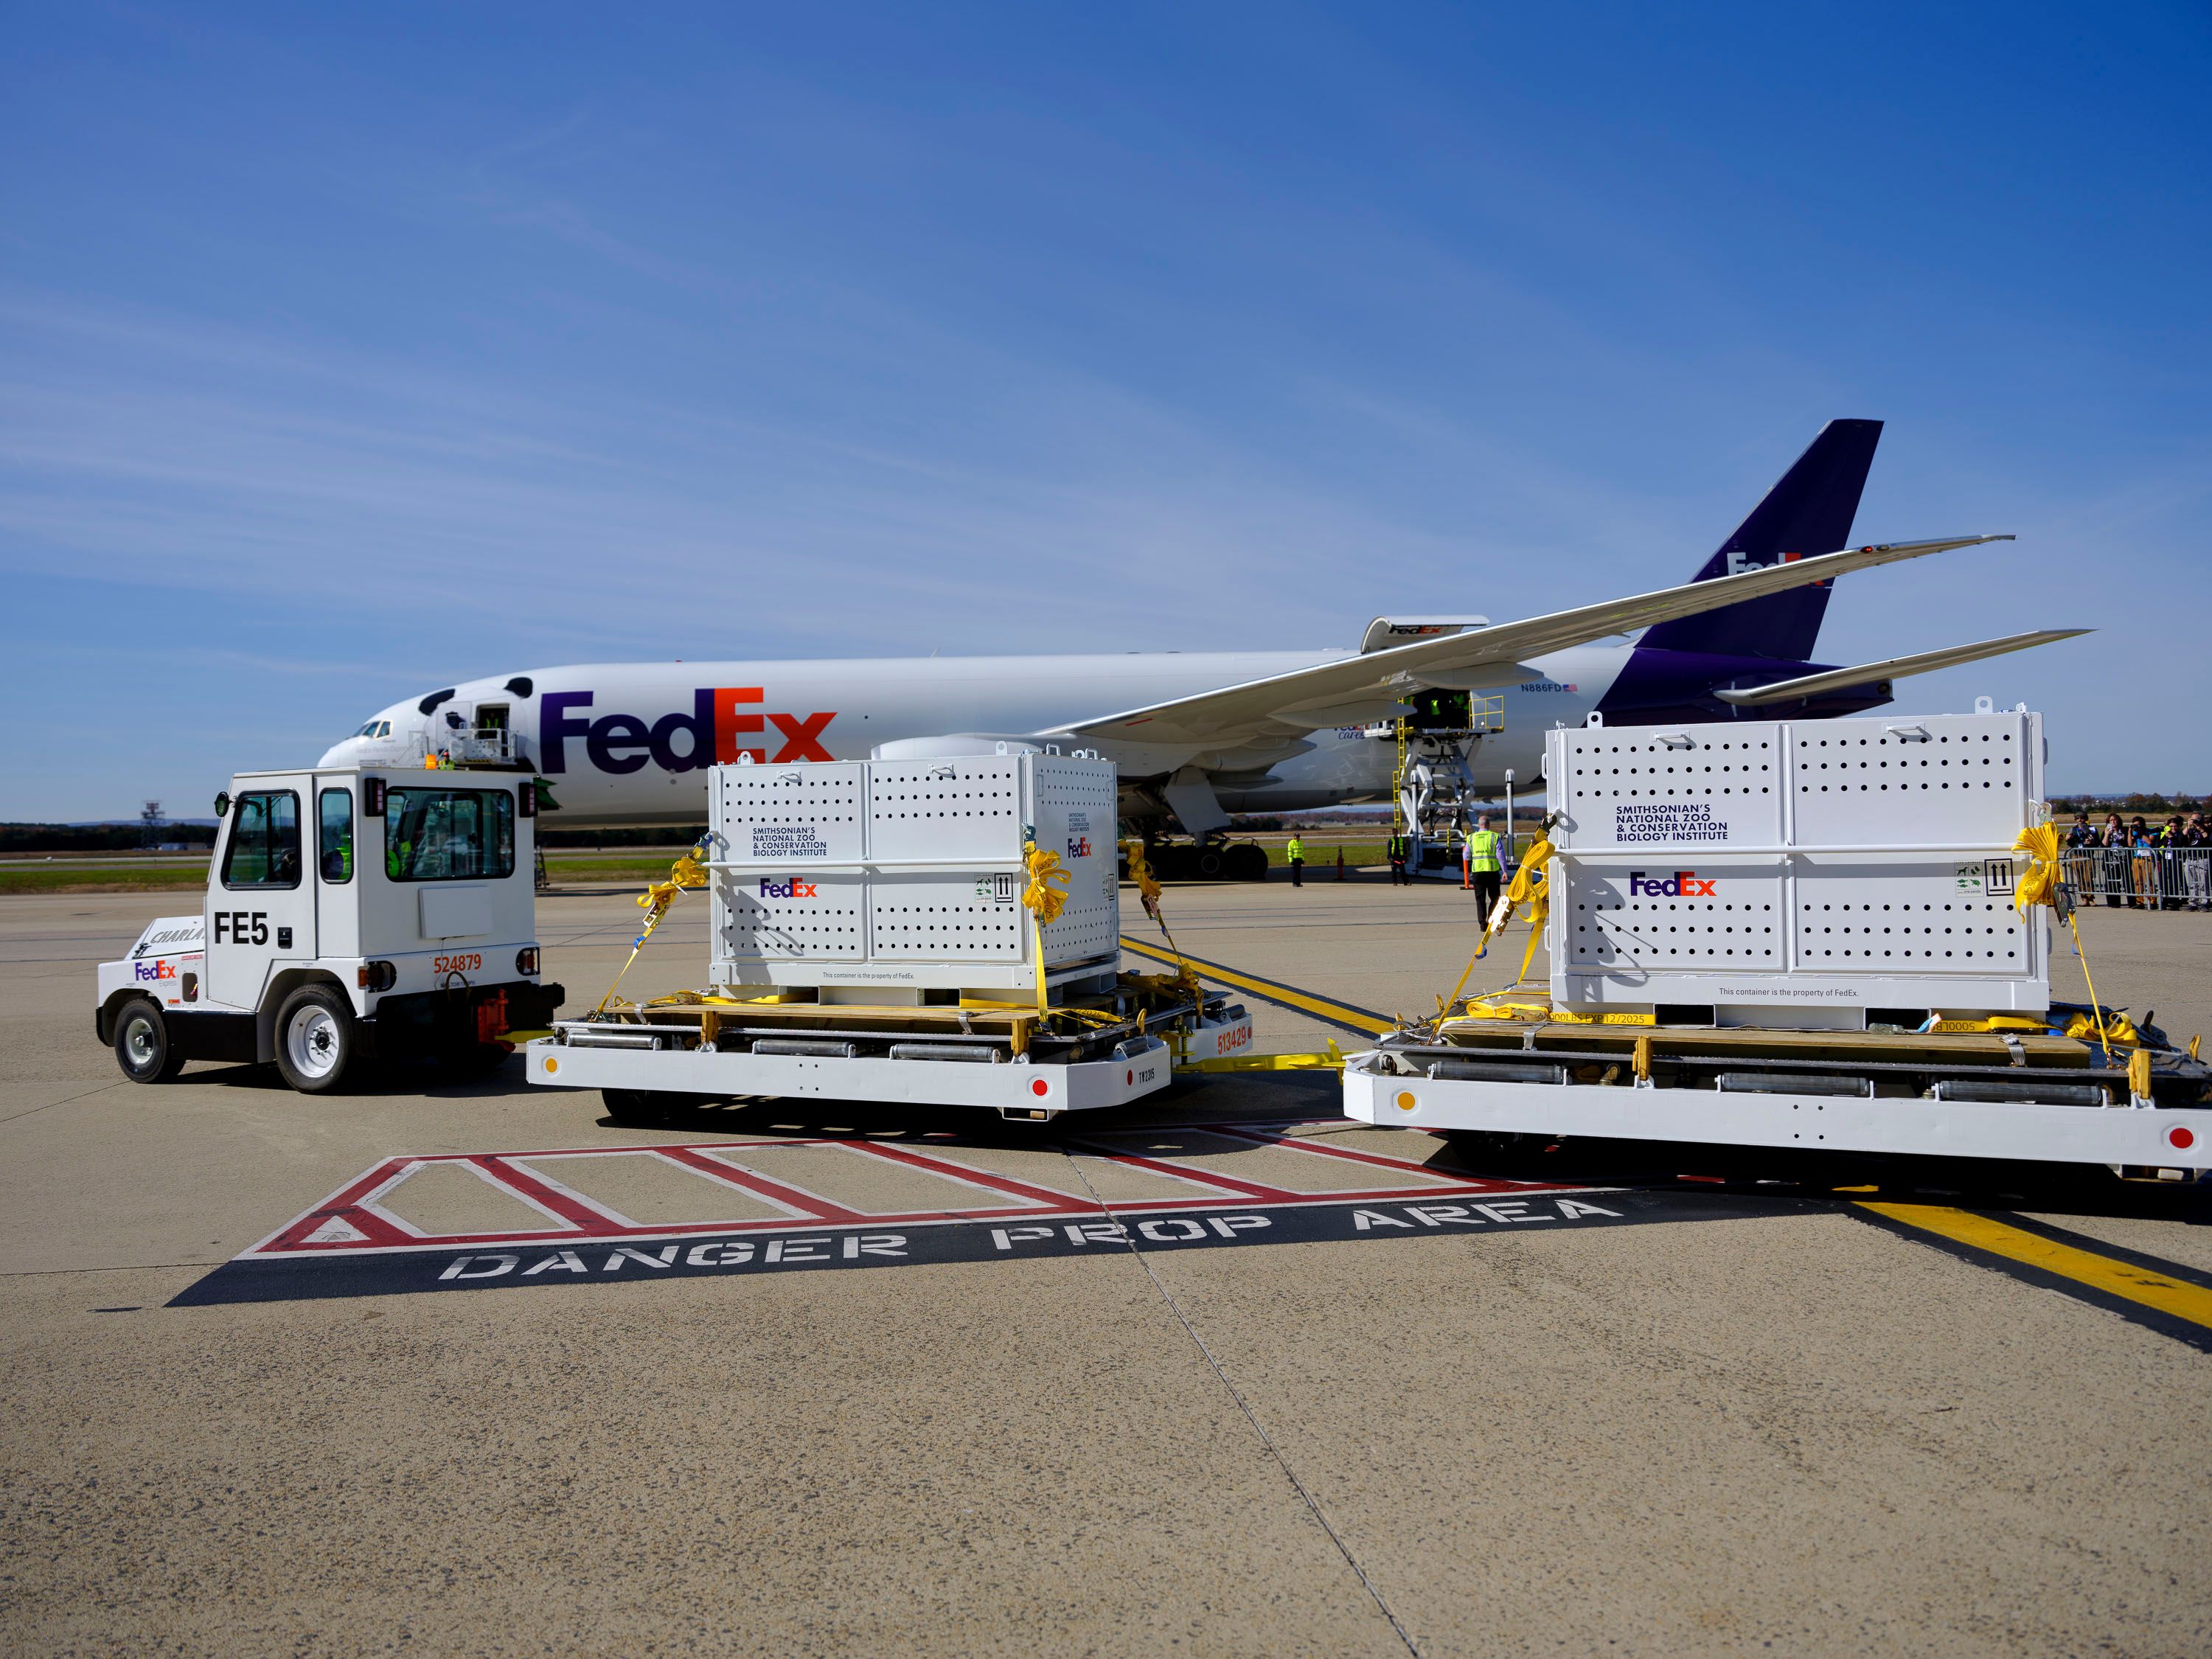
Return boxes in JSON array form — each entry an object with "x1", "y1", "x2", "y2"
[
  {"x1": 1343, "y1": 703, "x2": 2212, "y2": 1178},
  {"x1": 527, "y1": 745, "x2": 1250, "y2": 1124},
  {"x1": 96, "y1": 767, "x2": 562, "y2": 1092}
]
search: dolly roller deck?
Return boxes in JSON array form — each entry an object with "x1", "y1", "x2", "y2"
[{"x1": 530, "y1": 1030, "x2": 1174, "y2": 1119}]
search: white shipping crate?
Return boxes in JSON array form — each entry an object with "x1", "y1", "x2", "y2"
[
  {"x1": 1545, "y1": 704, "x2": 2048, "y2": 1020},
  {"x1": 709, "y1": 751, "x2": 1119, "y2": 992}
]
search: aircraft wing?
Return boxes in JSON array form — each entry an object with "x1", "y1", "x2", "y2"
[
  {"x1": 1051, "y1": 535, "x2": 2014, "y2": 748},
  {"x1": 1711, "y1": 627, "x2": 2087, "y2": 706}
]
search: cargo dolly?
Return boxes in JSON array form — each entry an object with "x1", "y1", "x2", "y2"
[
  {"x1": 1344, "y1": 704, "x2": 2212, "y2": 1178},
  {"x1": 528, "y1": 745, "x2": 1250, "y2": 1123}
]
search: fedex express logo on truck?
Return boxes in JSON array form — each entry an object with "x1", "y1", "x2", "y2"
[
  {"x1": 1629, "y1": 870, "x2": 1717, "y2": 897},
  {"x1": 541, "y1": 689, "x2": 836, "y2": 775}
]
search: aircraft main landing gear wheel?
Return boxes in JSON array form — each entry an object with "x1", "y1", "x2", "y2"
[
  {"x1": 274, "y1": 985, "x2": 356, "y2": 1093},
  {"x1": 113, "y1": 997, "x2": 186, "y2": 1084},
  {"x1": 1226, "y1": 843, "x2": 1268, "y2": 881}
]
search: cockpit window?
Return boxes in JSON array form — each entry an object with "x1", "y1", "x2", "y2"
[{"x1": 355, "y1": 719, "x2": 393, "y2": 738}]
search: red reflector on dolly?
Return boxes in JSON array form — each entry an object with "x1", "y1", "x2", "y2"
[
  {"x1": 2170, "y1": 1126, "x2": 2196, "y2": 1150},
  {"x1": 1030, "y1": 1077, "x2": 1049, "y2": 1097}
]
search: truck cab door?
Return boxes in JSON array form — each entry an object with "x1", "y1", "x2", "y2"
[
  {"x1": 206, "y1": 783, "x2": 316, "y2": 1011},
  {"x1": 313, "y1": 779, "x2": 361, "y2": 963}
]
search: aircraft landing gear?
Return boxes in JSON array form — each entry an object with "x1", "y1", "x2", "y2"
[{"x1": 1121, "y1": 839, "x2": 1270, "y2": 883}]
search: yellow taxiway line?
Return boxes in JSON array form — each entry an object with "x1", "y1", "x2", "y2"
[
  {"x1": 1857, "y1": 1203, "x2": 2212, "y2": 1337},
  {"x1": 1120, "y1": 935, "x2": 1394, "y2": 1037},
  {"x1": 1122, "y1": 936, "x2": 2212, "y2": 1349}
]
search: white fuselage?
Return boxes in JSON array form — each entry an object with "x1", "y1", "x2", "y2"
[{"x1": 319, "y1": 647, "x2": 1632, "y2": 828}]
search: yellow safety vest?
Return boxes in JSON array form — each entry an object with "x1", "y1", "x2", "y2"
[
  {"x1": 1467, "y1": 830, "x2": 1500, "y2": 872},
  {"x1": 1287, "y1": 837, "x2": 1304, "y2": 860}
]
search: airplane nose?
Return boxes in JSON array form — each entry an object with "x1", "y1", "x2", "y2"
[{"x1": 319, "y1": 739, "x2": 360, "y2": 768}]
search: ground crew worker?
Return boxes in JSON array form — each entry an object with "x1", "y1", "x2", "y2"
[
  {"x1": 1466, "y1": 813, "x2": 1503, "y2": 918},
  {"x1": 1387, "y1": 833, "x2": 1408, "y2": 886},
  {"x1": 1287, "y1": 832, "x2": 1305, "y2": 888},
  {"x1": 2183, "y1": 812, "x2": 2211, "y2": 912}
]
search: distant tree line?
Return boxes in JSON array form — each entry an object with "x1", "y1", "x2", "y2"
[
  {"x1": 2049, "y1": 794, "x2": 2211, "y2": 817},
  {"x1": 540, "y1": 826, "x2": 711, "y2": 849},
  {"x1": 1, "y1": 823, "x2": 218, "y2": 853}
]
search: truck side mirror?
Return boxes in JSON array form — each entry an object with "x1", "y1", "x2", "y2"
[
  {"x1": 518, "y1": 780, "x2": 536, "y2": 818},
  {"x1": 364, "y1": 778, "x2": 385, "y2": 815},
  {"x1": 213, "y1": 791, "x2": 229, "y2": 818}
]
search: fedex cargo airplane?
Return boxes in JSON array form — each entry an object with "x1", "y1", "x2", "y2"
[{"x1": 319, "y1": 421, "x2": 2081, "y2": 835}]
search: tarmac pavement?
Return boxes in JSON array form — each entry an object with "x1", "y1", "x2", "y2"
[{"x1": 3, "y1": 879, "x2": 2209, "y2": 1656}]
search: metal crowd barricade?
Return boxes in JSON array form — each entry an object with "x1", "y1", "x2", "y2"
[{"x1": 2060, "y1": 846, "x2": 2212, "y2": 910}]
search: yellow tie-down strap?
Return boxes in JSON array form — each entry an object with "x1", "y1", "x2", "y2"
[
  {"x1": 1438, "y1": 995, "x2": 1656, "y2": 1035},
  {"x1": 1176, "y1": 1040, "x2": 1347, "y2": 1075}
]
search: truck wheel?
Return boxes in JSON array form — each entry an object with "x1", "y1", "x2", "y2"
[
  {"x1": 274, "y1": 986, "x2": 356, "y2": 1093},
  {"x1": 113, "y1": 998, "x2": 186, "y2": 1083}
]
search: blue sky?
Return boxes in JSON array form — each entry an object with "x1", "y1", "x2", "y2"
[{"x1": 3, "y1": 2, "x2": 2206, "y2": 819}]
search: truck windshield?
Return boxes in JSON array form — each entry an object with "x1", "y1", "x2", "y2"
[
  {"x1": 383, "y1": 788, "x2": 515, "y2": 882},
  {"x1": 221, "y1": 791, "x2": 301, "y2": 888}
]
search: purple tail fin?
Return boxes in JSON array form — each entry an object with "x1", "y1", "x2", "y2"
[{"x1": 1639, "y1": 419, "x2": 1882, "y2": 661}]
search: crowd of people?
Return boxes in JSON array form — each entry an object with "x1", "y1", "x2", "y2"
[{"x1": 2063, "y1": 810, "x2": 2211, "y2": 911}]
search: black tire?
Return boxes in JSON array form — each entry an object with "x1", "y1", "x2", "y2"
[
  {"x1": 273, "y1": 984, "x2": 357, "y2": 1093},
  {"x1": 1225, "y1": 843, "x2": 1269, "y2": 882},
  {"x1": 1194, "y1": 846, "x2": 1225, "y2": 878},
  {"x1": 1444, "y1": 1129, "x2": 1542, "y2": 1161},
  {"x1": 602, "y1": 1087, "x2": 692, "y2": 1127},
  {"x1": 112, "y1": 997, "x2": 185, "y2": 1084}
]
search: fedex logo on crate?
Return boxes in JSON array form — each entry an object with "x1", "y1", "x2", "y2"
[
  {"x1": 759, "y1": 878, "x2": 820, "y2": 900},
  {"x1": 1067, "y1": 835, "x2": 1093, "y2": 859},
  {"x1": 540, "y1": 688, "x2": 837, "y2": 776},
  {"x1": 1629, "y1": 870, "x2": 1717, "y2": 898}
]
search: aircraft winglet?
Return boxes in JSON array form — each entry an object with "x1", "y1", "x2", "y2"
[{"x1": 1712, "y1": 626, "x2": 2087, "y2": 706}]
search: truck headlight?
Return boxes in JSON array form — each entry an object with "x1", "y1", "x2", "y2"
[
  {"x1": 516, "y1": 947, "x2": 539, "y2": 975},
  {"x1": 358, "y1": 961, "x2": 397, "y2": 992}
]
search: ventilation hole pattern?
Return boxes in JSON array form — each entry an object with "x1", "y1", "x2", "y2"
[
  {"x1": 1565, "y1": 735, "x2": 1774, "y2": 801},
  {"x1": 1569, "y1": 898, "x2": 1782, "y2": 966},
  {"x1": 1798, "y1": 900, "x2": 2022, "y2": 961},
  {"x1": 871, "y1": 902, "x2": 1023, "y2": 959}
]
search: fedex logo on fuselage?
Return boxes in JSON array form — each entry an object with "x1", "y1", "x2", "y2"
[
  {"x1": 760, "y1": 878, "x2": 818, "y2": 900},
  {"x1": 541, "y1": 689, "x2": 837, "y2": 775},
  {"x1": 1630, "y1": 870, "x2": 1716, "y2": 897}
]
